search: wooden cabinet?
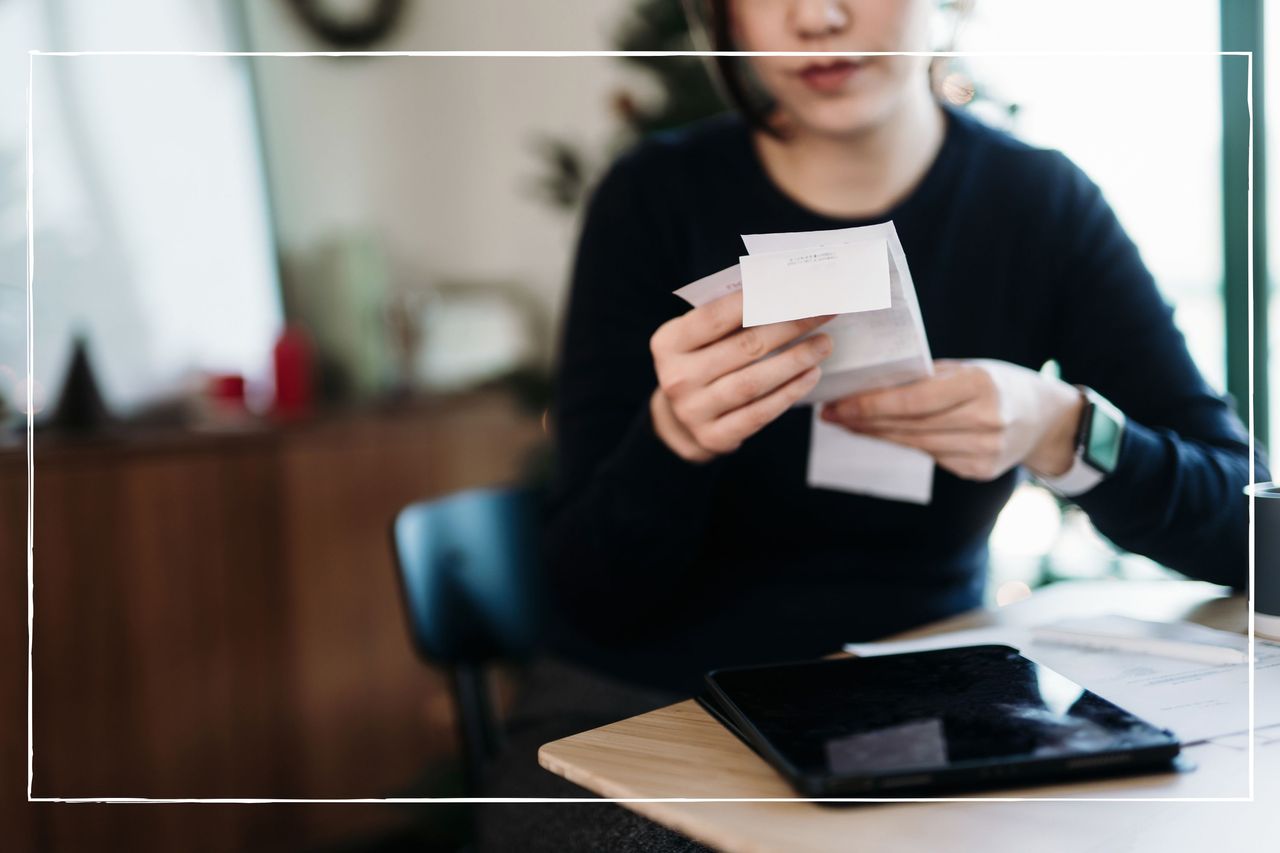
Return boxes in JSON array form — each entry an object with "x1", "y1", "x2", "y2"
[{"x1": 0, "y1": 394, "x2": 544, "y2": 851}]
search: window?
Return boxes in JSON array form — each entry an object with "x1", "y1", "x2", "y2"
[
  {"x1": 0, "y1": 0, "x2": 281, "y2": 420},
  {"x1": 955, "y1": 1, "x2": 1227, "y2": 594}
]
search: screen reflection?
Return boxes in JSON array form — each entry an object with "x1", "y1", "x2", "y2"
[{"x1": 709, "y1": 646, "x2": 1177, "y2": 778}]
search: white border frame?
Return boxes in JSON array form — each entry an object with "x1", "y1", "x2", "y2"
[{"x1": 23, "y1": 48, "x2": 1258, "y2": 805}]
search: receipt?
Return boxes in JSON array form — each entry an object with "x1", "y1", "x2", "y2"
[
  {"x1": 674, "y1": 263, "x2": 742, "y2": 306},
  {"x1": 739, "y1": 241, "x2": 890, "y2": 326},
  {"x1": 808, "y1": 408, "x2": 935, "y2": 504},
  {"x1": 672, "y1": 221, "x2": 935, "y2": 504},
  {"x1": 740, "y1": 221, "x2": 932, "y2": 403}
]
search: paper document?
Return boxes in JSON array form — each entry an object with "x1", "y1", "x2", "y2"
[
  {"x1": 739, "y1": 241, "x2": 890, "y2": 326},
  {"x1": 674, "y1": 263, "x2": 743, "y2": 306},
  {"x1": 673, "y1": 222, "x2": 934, "y2": 502},
  {"x1": 1205, "y1": 724, "x2": 1280, "y2": 750},
  {"x1": 844, "y1": 621, "x2": 1280, "y2": 745},
  {"x1": 738, "y1": 222, "x2": 932, "y2": 403},
  {"x1": 807, "y1": 408, "x2": 934, "y2": 504},
  {"x1": 1032, "y1": 615, "x2": 1250, "y2": 665}
]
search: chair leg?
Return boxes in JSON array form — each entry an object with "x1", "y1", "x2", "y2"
[{"x1": 451, "y1": 663, "x2": 501, "y2": 796}]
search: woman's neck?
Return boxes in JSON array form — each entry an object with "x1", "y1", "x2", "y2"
[{"x1": 753, "y1": 87, "x2": 946, "y2": 220}]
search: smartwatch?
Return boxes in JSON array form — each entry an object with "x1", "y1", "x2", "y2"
[{"x1": 1038, "y1": 386, "x2": 1126, "y2": 497}]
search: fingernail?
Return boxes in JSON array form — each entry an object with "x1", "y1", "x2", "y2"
[{"x1": 814, "y1": 334, "x2": 833, "y2": 356}]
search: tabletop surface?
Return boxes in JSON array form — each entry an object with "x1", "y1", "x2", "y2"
[{"x1": 538, "y1": 581, "x2": 1277, "y2": 853}]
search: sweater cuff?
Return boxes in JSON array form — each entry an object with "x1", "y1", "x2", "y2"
[{"x1": 1070, "y1": 418, "x2": 1171, "y2": 521}]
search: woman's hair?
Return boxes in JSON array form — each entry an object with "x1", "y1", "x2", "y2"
[{"x1": 695, "y1": 0, "x2": 784, "y2": 136}]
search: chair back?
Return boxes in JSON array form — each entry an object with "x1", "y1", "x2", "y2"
[{"x1": 391, "y1": 485, "x2": 542, "y2": 666}]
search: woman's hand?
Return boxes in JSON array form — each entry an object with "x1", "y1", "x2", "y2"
[
  {"x1": 650, "y1": 291, "x2": 834, "y2": 462},
  {"x1": 820, "y1": 360, "x2": 1084, "y2": 482}
]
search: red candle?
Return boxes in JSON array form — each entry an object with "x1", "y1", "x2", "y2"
[{"x1": 273, "y1": 325, "x2": 314, "y2": 421}]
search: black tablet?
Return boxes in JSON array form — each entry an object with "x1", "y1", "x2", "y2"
[{"x1": 701, "y1": 645, "x2": 1181, "y2": 798}]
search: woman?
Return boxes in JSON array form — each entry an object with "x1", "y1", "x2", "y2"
[{"x1": 479, "y1": 0, "x2": 1265, "y2": 848}]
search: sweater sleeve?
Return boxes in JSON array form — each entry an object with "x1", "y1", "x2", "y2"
[
  {"x1": 543, "y1": 151, "x2": 727, "y2": 637},
  {"x1": 1044, "y1": 152, "x2": 1268, "y2": 588}
]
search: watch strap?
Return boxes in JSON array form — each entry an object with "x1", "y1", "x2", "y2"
[{"x1": 1037, "y1": 386, "x2": 1123, "y2": 498}]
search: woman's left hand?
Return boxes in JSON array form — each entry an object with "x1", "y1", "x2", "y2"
[{"x1": 820, "y1": 360, "x2": 1085, "y2": 482}]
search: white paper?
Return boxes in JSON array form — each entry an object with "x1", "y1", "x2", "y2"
[
  {"x1": 843, "y1": 623, "x2": 1280, "y2": 745},
  {"x1": 740, "y1": 221, "x2": 932, "y2": 404},
  {"x1": 1205, "y1": 725, "x2": 1280, "y2": 750},
  {"x1": 843, "y1": 625, "x2": 1023, "y2": 660},
  {"x1": 1032, "y1": 615, "x2": 1250, "y2": 663},
  {"x1": 807, "y1": 407, "x2": 934, "y2": 504},
  {"x1": 673, "y1": 263, "x2": 742, "y2": 306},
  {"x1": 738, "y1": 241, "x2": 890, "y2": 326},
  {"x1": 671, "y1": 221, "x2": 935, "y2": 502},
  {"x1": 742, "y1": 223, "x2": 936, "y2": 502}
]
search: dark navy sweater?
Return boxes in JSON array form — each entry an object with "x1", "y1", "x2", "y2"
[{"x1": 544, "y1": 106, "x2": 1267, "y2": 693}]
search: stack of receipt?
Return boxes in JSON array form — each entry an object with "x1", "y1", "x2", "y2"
[{"x1": 673, "y1": 221, "x2": 935, "y2": 504}]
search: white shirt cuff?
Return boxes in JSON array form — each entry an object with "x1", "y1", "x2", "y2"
[{"x1": 1037, "y1": 454, "x2": 1105, "y2": 497}]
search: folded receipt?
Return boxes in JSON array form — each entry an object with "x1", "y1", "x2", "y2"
[{"x1": 672, "y1": 221, "x2": 935, "y2": 504}]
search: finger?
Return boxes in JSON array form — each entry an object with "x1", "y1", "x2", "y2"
[
  {"x1": 683, "y1": 333, "x2": 833, "y2": 421},
  {"x1": 866, "y1": 428, "x2": 1001, "y2": 458},
  {"x1": 659, "y1": 291, "x2": 745, "y2": 352},
  {"x1": 696, "y1": 366, "x2": 822, "y2": 454},
  {"x1": 829, "y1": 367, "x2": 986, "y2": 421},
  {"x1": 826, "y1": 399, "x2": 998, "y2": 434},
  {"x1": 649, "y1": 388, "x2": 715, "y2": 463},
  {"x1": 689, "y1": 314, "x2": 834, "y2": 385}
]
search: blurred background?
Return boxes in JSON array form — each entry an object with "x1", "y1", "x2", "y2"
[{"x1": 0, "y1": 0, "x2": 1272, "y2": 850}]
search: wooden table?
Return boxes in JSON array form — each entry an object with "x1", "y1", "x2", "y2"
[{"x1": 539, "y1": 581, "x2": 1278, "y2": 852}]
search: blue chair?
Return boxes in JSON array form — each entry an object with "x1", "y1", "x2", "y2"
[{"x1": 390, "y1": 485, "x2": 543, "y2": 794}]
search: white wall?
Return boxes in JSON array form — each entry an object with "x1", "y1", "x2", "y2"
[{"x1": 241, "y1": 0, "x2": 642, "y2": 360}]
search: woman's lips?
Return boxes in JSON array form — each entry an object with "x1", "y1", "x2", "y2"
[{"x1": 796, "y1": 59, "x2": 863, "y2": 93}]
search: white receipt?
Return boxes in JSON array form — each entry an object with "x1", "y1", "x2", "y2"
[
  {"x1": 739, "y1": 221, "x2": 932, "y2": 403},
  {"x1": 739, "y1": 241, "x2": 890, "y2": 326},
  {"x1": 808, "y1": 408, "x2": 934, "y2": 504},
  {"x1": 674, "y1": 263, "x2": 742, "y2": 305},
  {"x1": 672, "y1": 221, "x2": 935, "y2": 503}
]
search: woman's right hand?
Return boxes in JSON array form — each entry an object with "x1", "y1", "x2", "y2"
[{"x1": 649, "y1": 291, "x2": 833, "y2": 462}]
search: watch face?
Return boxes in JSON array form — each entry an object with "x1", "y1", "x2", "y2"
[{"x1": 1084, "y1": 401, "x2": 1124, "y2": 474}]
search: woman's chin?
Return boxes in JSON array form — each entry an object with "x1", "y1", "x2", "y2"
[{"x1": 785, "y1": 98, "x2": 889, "y2": 139}]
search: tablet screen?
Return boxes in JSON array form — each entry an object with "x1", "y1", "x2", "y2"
[{"x1": 706, "y1": 646, "x2": 1178, "y2": 781}]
